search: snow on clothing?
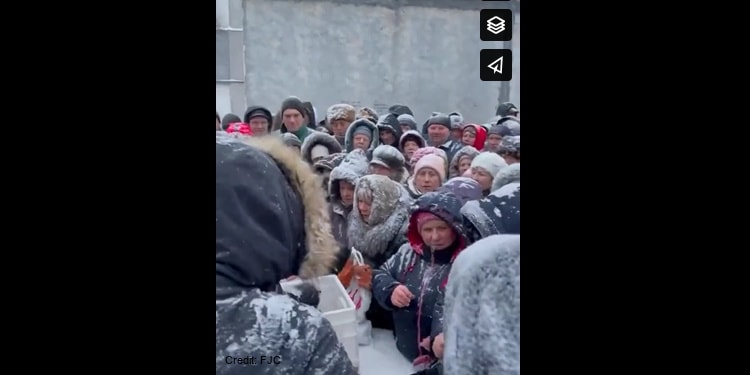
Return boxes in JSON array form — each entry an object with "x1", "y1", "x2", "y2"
[
  {"x1": 496, "y1": 116, "x2": 521, "y2": 136},
  {"x1": 443, "y1": 234, "x2": 520, "y2": 375},
  {"x1": 462, "y1": 123, "x2": 487, "y2": 151},
  {"x1": 398, "y1": 114, "x2": 419, "y2": 131},
  {"x1": 326, "y1": 104, "x2": 356, "y2": 147},
  {"x1": 421, "y1": 114, "x2": 465, "y2": 164},
  {"x1": 243, "y1": 106, "x2": 273, "y2": 133},
  {"x1": 299, "y1": 131, "x2": 343, "y2": 165},
  {"x1": 409, "y1": 147, "x2": 448, "y2": 176},
  {"x1": 370, "y1": 144, "x2": 409, "y2": 184},
  {"x1": 448, "y1": 146, "x2": 480, "y2": 179},
  {"x1": 345, "y1": 118, "x2": 380, "y2": 154},
  {"x1": 461, "y1": 182, "x2": 521, "y2": 243},
  {"x1": 328, "y1": 149, "x2": 370, "y2": 272},
  {"x1": 357, "y1": 106, "x2": 379, "y2": 123},
  {"x1": 371, "y1": 192, "x2": 468, "y2": 363},
  {"x1": 438, "y1": 177, "x2": 483, "y2": 205},
  {"x1": 348, "y1": 174, "x2": 410, "y2": 269},
  {"x1": 376, "y1": 113, "x2": 403, "y2": 148},
  {"x1": 215, "y1": 134, "x2": 355, "y2": 375},
  {"x1": 399, "y1": 130, "x2": 427, "y2": 151},
  {"x1": 405, "y1": 154, "x2": 447, "y2": 200},
  {"x1": 492, "y1": 163, "x2": 520, "y2": 192}
]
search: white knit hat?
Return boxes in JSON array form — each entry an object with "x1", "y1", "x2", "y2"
[{"x1": 470, "y1": 152, "x2": 508, "y2": 178}]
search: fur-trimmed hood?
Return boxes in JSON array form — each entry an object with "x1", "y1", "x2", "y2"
[
  {"x1": 328, "y1": 149, "x2": 369, "y2": 203},
  {"x1": 300, "y1": 131, "x2": 343, "y2": 165},
  {"x1": 448, "y1": 146, "x2": 480, "y2": 179},
  {"x1": 345, "y1": 118, "x2": 380, "y2": 153},
  {"x1": 399, "y1": 130, "x2": 427, "y2": 152},
  {"x1": 216, "y1": 134, "x2": 339, "y2": 291}
]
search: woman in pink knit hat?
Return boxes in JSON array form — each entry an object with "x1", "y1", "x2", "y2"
[{"x1": 405, "y1": 154, "x2": 447, "y2": 199}]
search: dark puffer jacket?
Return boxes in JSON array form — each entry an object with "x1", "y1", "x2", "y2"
[
  {"x1": 461, "y1": 182, "x2": 520, "y2": 243},
  {"x1": 371, "y1": 192, "x2": 468, "y2": 363},
  {"x1": 215, "y1": 134, "x2": 356, "y2": 375}
]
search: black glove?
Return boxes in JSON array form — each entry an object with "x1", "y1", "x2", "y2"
[{"x1": 277, "y1": 282, "x2": 321, "y2": 308}]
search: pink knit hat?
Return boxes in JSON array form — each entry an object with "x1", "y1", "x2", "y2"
[
  {"x1": 409, "y1": 146, "x2": 448, "y2": 170},
  {"x1": 415, "y1": 212, "x2": 442, "y2": 232},
  {"x1": 413, "y1": 154, "x2": 447, "y2": 183}
]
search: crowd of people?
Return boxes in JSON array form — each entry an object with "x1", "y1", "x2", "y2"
[{"x1": 216, "y1": 97, "x2": 520, "y2": 375}]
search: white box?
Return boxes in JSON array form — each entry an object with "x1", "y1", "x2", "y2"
[{"x1": 280, "y1": 275, "x2": 359, "y2": 368}]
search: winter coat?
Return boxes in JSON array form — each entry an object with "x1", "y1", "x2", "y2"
[
  {"x1": 345, "y1": 118, "x2": 380, "y2": 154},
  {"x1": 347, "y1": 175, "x2": 410, "y2": 269},
  {"x1": 215, "y1": 134, "x2": 356, "y2": 375},
  {"x1": 461, "y1": 182, "x2": 520, "y2": 243},
  {"x1": 327, "y1": 150, "x2": 370, "y2": 272},
  {"x1": 376, "y1": 113, "x2": 403, "y2": 149},
  {"x1": 492, "y1": 163, "x2": 520, "y2": 192},
  {"x1": 371, "y1": 192, "x2": 468, "y2": 362},
  {"x1": 242, "y1": 105, "x2": 273, "y2": 133},
  {"x1": 448, "y1": 146, "x2": 480, "y2": 179},
  {"x1": 300, "y1": 131, "x2": 343, "y2": 165},
  {"x1": 438, "y1": 177, "x2": 483, "y2": 206},
  {"x1": 443, "y1": 234, "x2": 520, "y2": 375}
]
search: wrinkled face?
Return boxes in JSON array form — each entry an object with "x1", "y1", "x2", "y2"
[
  {"x1": 249, "y1": 117, "x2": 269, "y2": 135},
  {"x1": 353, "y1": 134, "x2": 370, "y2": 150},
  {"x1": 427, "y1": 124, "x2": 450, "y2": 145},
  {"x1": 462, "y1": 129, "x2": 476, "y2": 147},
  {"x1": 380, "y1": 129, "x2": 396, "y2": 145},
  {"x1": 458, "y1": 156, "x2": 473, "y2": 176},
  {"x1": 216, "y1": 118, "x2": 221, "y2": 130},
  {"x1": 419, "y1": 219, "x2": 456, "y2": 251},
  {"x1": 358, "y1": 199, "x2": 372, "y2": 223},
  {"x1": 487, "y1": 134, "x2": 503, "y2": 152},
  {"x1": 331, "y1": 119, "x2": 350, "y2": 137},
  {"x1": 415, "y1": 168, "x2": 441, "y2": 193},
  {"x1": 282, "y1": 109, "x2": 305, "y2": 132},
  {"x1": 471, "y1": 167, "x2": 493, "y2": 191},
  {"x1": 403, "y1": 141, "x2": 420, "y2": 160},
  {"x1": 369, "y1": 164, "x2": 391, "y2": 177},
  {"x1": 400, "y1": 124, "x2": 412, "y2": 133},
  {"x1": 451, "y1": 129, "x2": 463, "y2": 141},
  {"x1": 339, "y1": 181, "x2": 355, "y2": 207}
]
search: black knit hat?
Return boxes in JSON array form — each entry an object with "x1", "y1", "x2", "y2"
[{"x1": 280, "y1": 97, "x2": 307, "y2": 118}]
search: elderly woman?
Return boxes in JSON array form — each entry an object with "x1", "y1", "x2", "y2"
[
  {"x1": 372, "y1": 191, "x2": 467, "y2": 373},
  {"x1": 405, "y1": 154, "x2": 447, "y2": 199},
  {"x1": 468, "y1": 152, "x2": 507, "y2": 196}
]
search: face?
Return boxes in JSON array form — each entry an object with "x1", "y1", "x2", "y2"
[
  {"x1": 427, "y1": 124, "x2": 450, "y2": 145},
  {"x1": 487, "y1": 134, "x2": 503, "y2": 152},
  {"x1": 458, "y1": 156, "x2": 473, "y2": 176},
  {"x1": 419, "y1": 219, "x2": 456, "y2": 251},
  {"x1": 358, "y1": 199, "x2": 372, "y2": 223},
  {"x1": 331, "y1": 119, "x2": 350, "y2": 137},
  {"x1": 339, "y1": 181, "x2": 355, "y2": 207},
  {"x1": 369, "y1": 164, "x2": 391, "y2": 177},
  {"x1": 462, "y1": 129, "x2": 476, "y2": 147},
  {"x1": 248, "y1": 117, "x2": 269, "y2": 135},
  {"x1": 415, "y1": 168, "x2": 441, "y2": 193},
  {"x1": 451, "y1": 129, "x2": 463, "y2": 141},
  {"x1": 380, "y1": 129, "x2": 396, "y2": 145},
  {"x1": 403, "y1": 141, "x2": 420, "y2": 160},
  {"x1": 353, "y1": 134, "x2": 370, "y2": 150},
  {"x1": 282, "y1": 109, "x2": 305, "y2": 132},
  {"x1": 471, "y1": 167, "x2": 493, "y2": 191},
  {"x1": 400, "y1": 124, "x2": 412, "y2": 133},
  {"x1": 216, "y1": 118, "x2": 221, "y2": 130}
]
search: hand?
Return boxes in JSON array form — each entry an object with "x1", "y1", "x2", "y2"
[
  {"x1": 432, "y1": 333, "x2": 444, "y2": 359},
  {"x1": 390, "y1": 284, "x2": 414, "y2": 308}
]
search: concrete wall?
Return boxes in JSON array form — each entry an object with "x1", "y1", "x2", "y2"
[{"x1": 217, "y1": 0, "x2": 520, "y2": 124}]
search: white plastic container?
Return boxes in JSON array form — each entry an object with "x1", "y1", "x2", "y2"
[{"x1": 280, "y1": 275, "x2": 359, "y2": 368}]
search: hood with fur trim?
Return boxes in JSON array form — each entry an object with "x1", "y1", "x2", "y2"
[
  {"x1": 300, "y1": 131, "x2": 343, "y2": 165},
  {"x1": 216, "y1": 134, "x2": 339, "y2": 293},
  {"x1": 399, "y1": 130, "x2": 427, "y2": 152}
]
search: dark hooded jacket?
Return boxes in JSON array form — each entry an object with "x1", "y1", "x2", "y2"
[
  {"x1": 345, "y1": 118, "x2": 380, "y2": 154},
  {"x1": 242, "y1": 106, "x2": 273, "y2": 133},
  {"x1": 448, "y1": 146, "x2": 480, "y2": 179},
  {"x1": 327, "y1": 149, "x2": 369, "y2": 272},
  {"x1": 215, "y1": 134, "x2": 356, "y2": 375},
  {"x1": 461, "y1": 181, "x2": 520, "y2": 243},
  {"x1": 300, "y1": 131, "x2": 343, "y2": 165},
  {"x1": 376, "y1": 113, "x2": 403, "y2": 149},
  {"x1": 371, "y1": 192, "x2": 468, "y2": 363},
  {"x1": 399, "y1": 130, "x2": 427, "y2": 173}
]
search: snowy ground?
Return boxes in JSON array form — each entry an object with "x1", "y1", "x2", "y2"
[{"x1": 359, "y1": 328, "x2": 414, "y2": 375}]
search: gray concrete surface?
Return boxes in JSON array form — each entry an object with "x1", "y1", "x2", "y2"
[{"x1": 216, "y1": 0, "x2": 520, "y2": 123}]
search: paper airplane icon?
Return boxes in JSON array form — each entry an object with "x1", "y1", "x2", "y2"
[
  {"x1": 487, "y1": 56, "x2": 504, "y2": 74},
  {"x1": 486, "y1": 16, "x2": 506, "y2": 35}
]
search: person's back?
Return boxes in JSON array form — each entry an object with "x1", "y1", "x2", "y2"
[
  {"x1": 215, "y1": 133, "x2": 356, "y2": 375},
  {"x1": 443, "y1": 234, "x2": 520, "y2": 375}
]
